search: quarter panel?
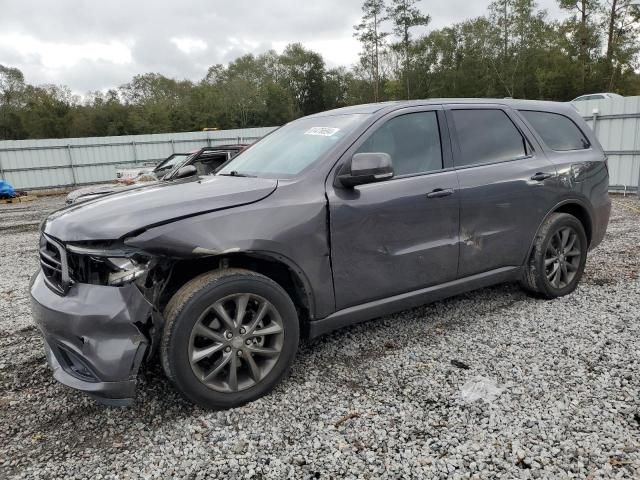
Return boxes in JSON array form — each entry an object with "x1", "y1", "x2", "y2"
[
  {"x1": 543, "y1": 150, "x2": 610, "y2": 248},
  {"x1": 514, "y1": 104, "x2": 610, "y2": 249}
]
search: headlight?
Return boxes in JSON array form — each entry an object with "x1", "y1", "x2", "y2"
[
  {"x1": 66, "y1": 243, "x2": 152, "y2": 287},
  {"x1": 106, "y1": 257, "x2": 149, "y2": 286}
]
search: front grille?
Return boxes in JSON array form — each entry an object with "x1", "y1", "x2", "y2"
[{"x1": 39, "y1": 234, "x2": 72, "y2": 295}]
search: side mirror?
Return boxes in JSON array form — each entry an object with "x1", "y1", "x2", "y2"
[
  {"x1": 339, "y1": 152, "x2": 394, "y2": 188},
  {"x1": 174, "y1": 165, "x2": 197, "y2": 179}
]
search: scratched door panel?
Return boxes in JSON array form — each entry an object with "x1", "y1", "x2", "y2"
[
  {"x1": 328, "y1": 171, "x2": 459, "y2": 310},
  {"x1": 455, "y1": 158, "x2": 557, "y2": 277}
]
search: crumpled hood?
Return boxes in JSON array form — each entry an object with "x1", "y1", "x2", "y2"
[{"x1": 45, "y1": 176, "x2": 278, "y2": 241}]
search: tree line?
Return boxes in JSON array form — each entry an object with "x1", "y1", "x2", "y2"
[{"x1": 0, "y1": 0, "x2": 638, "y2": 141}]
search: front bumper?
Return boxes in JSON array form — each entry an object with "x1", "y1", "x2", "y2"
[{"x1": 30, "y1": 271, "x2": 152, "y2": 406}]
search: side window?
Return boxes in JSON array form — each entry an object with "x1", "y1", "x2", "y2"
[
  {"x1": 451, "y1": 109, "x2": 528, "y2": 167},
  {"x1": 356, "y1": 111, "x2": 442, "y2": 176},
  {"x1": 520, "y1": 110, "x2": 590, "y2": 151}
]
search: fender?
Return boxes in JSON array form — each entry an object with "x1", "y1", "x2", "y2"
[
  {"x1": 523, "y1": 197, "x2": 594, "y2": 264},
  {"x1": 220, "y1": 249, "x2": 317, "y2": 320}
]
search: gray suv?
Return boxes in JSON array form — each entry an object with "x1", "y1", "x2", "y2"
[{"x1": 31, "y1": 99, "x2": 611, "y2": 409}]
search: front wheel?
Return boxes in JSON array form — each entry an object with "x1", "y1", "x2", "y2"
[
  {"x1": 521, "y1": 213, "x2": 588, "y2": 299},
  {"x1": 161, "y1": 268, "x2": 299, "y2": 409}
]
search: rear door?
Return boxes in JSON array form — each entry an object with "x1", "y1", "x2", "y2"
[
  {"x1": 327, "y1": 106, "x2": 460, "y2": 309},
  {"x1": 446, "y1": 105, "x2": 557, "y2": 277}
]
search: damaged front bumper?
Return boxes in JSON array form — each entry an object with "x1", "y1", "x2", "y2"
[{"x1": 30, "y1": 270, "x2": 152, "y2": 406}]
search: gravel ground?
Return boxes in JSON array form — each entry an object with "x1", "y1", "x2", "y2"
[{"x1": 0, "y1": 195, "x2": 638, "y2": 479}]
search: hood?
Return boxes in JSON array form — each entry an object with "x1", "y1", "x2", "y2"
[{"x1": 45, "y1": 175, "x2": 278, "y2": 241}]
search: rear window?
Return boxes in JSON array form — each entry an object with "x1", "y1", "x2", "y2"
[{"x1": 520, "y1": 110, "x2": 590, "y2": 151}]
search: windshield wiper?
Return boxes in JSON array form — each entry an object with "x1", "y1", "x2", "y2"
[{"x1": 218, "y1": 171, "x2": 256, "y2": 178}]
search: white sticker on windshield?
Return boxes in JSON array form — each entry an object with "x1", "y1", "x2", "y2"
[{"x1": 304, "y1": 127, "x2": 340, "y2": 137}]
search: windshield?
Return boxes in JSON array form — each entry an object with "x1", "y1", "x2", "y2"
[{"x1": 217, "y1": 114, "x2": 368, "y2": 178}]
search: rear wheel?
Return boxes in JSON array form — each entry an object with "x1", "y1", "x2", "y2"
[
  {"x1": 161, "y1": 268, "x2": 299, "y2": 409},
  {"x1": 521, "y1": 213, "x2": 588, "y2": 299}
]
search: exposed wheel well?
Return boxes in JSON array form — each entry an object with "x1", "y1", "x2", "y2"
[
  {"x1": 553, "y1": 203, "x2": 592, "y2": 246},
  {"x1": 157, "y1": 253, "x2": 312, "y2": 336}
]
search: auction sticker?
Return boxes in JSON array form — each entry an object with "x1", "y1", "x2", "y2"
[{"x1": 304, "y1": 127, "x2": 340, "y2": 137}]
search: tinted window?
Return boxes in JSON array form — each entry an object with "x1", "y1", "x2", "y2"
[
  {"x1": 357, "y1": 112, "x2": 442, "y2": 176},
  {"x1": 451, "y1": 109, "x2": 527, "y2": 167},
  {"x1": 520, "y1": 110, "x2": 590, "y2": 151}
]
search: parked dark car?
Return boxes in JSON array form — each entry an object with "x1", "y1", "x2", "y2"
[
  {"x1": 116, "y1": 152, "x2": 190, "y2": 180},
  {"x1": 65, "y1": 145, "x2": 247, "y2": 204},
  {"x1": 31, "y1": 100, "x2": 610, "y2": 409}
]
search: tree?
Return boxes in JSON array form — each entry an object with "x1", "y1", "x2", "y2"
[
  {"x1": 603, "y1": 0, "x2": 640, "y2": 90},
  {"x1": 323, "y1": 67, "x2": 355, "y2": 109},
  {"x1": 216, "y1": 54, "x2": 270, "y2": 128},
  {"x1": 0, "y1": 65, "x2": 27, "y2": 139},
  {"x1": 279, "y1": 43, "x2": 326, "y2": 116},
  {"x1": 19, "y1": 85, "x2": 74, "y2": 139},
  {"x1": 386, "y1": 0, "x2": 430, "y2": 98},
  {"x1": 558, "y1": 0, "x2": 602, "y2": 91},
  {"x1": 264, "y1": 83, "x2": 296, "y2": 125},
  {"x1": 486, "y1": 0, "x2": 551, "y2": 98},
  {"x1": 354, "y1": 0, "x2": 388, "y2": 101}
]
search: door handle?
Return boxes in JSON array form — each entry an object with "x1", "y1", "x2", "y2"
[
  {"x1": 530, "y1": 172, "x2": 553, "y2": 181},
  {"x1": 426, "y1": 188, "x2": 454, "y2": 199}
]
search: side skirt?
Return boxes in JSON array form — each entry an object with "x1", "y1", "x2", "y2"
[{"x1": 308, "y1": 266, "x2": 521, "y2": 338}]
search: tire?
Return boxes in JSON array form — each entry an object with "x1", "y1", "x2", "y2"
[
  {"x1": 520, "y1": 213, "x2": 588, "y2": 299},
  {"x1": 161, "y1": 268, "x2": 299, "y2": 409}
]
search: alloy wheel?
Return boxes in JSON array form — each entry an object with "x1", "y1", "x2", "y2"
[
  {"x1": 544, "y1": 226, "x2": 582, "y2": 289},
  {"x1": 188, "y1": 293, "x2": 284, "y2": 392}
]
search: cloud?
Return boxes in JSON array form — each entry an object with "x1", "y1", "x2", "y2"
[
  {"x1": 0, "y1": 0, "x2": 566, "y2": 94},
  {"x1": 0, "y1": 33, "x2": 132, "y2": 69},
  {"x1": 170, "y1": 38, "x2": 208, "y2": 55}
]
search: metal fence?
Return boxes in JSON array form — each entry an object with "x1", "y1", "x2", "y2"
[
  {"x1": 573, "y1": 96, "x2": 640, "y2": 195},
  {"x1": 0, "y1": 127, "x2": 277, "y2": 190}
]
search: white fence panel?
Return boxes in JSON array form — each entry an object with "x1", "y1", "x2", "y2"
[
  {"x1": 573, "y1": 96, "x2": 640, "y2": 193},
  {"x1": 0, "y1": 127, "x2": 277, "y2": 190}
]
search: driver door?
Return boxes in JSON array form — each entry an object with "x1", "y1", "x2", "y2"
[{"x1": 327, "y1": 107, "x2": 460, "y2": 310}]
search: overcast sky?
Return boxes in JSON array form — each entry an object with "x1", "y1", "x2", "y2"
[{"x1": 0, "y1": 0, "x2": 566, "y2": 94}]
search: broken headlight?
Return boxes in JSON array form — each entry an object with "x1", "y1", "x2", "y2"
[
  {"x1": 105, "y1": 257, "x2": 150, "y2": 286},
  {"x1": 66, "y1": 243, "x2": 152, "y2": 287}
]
